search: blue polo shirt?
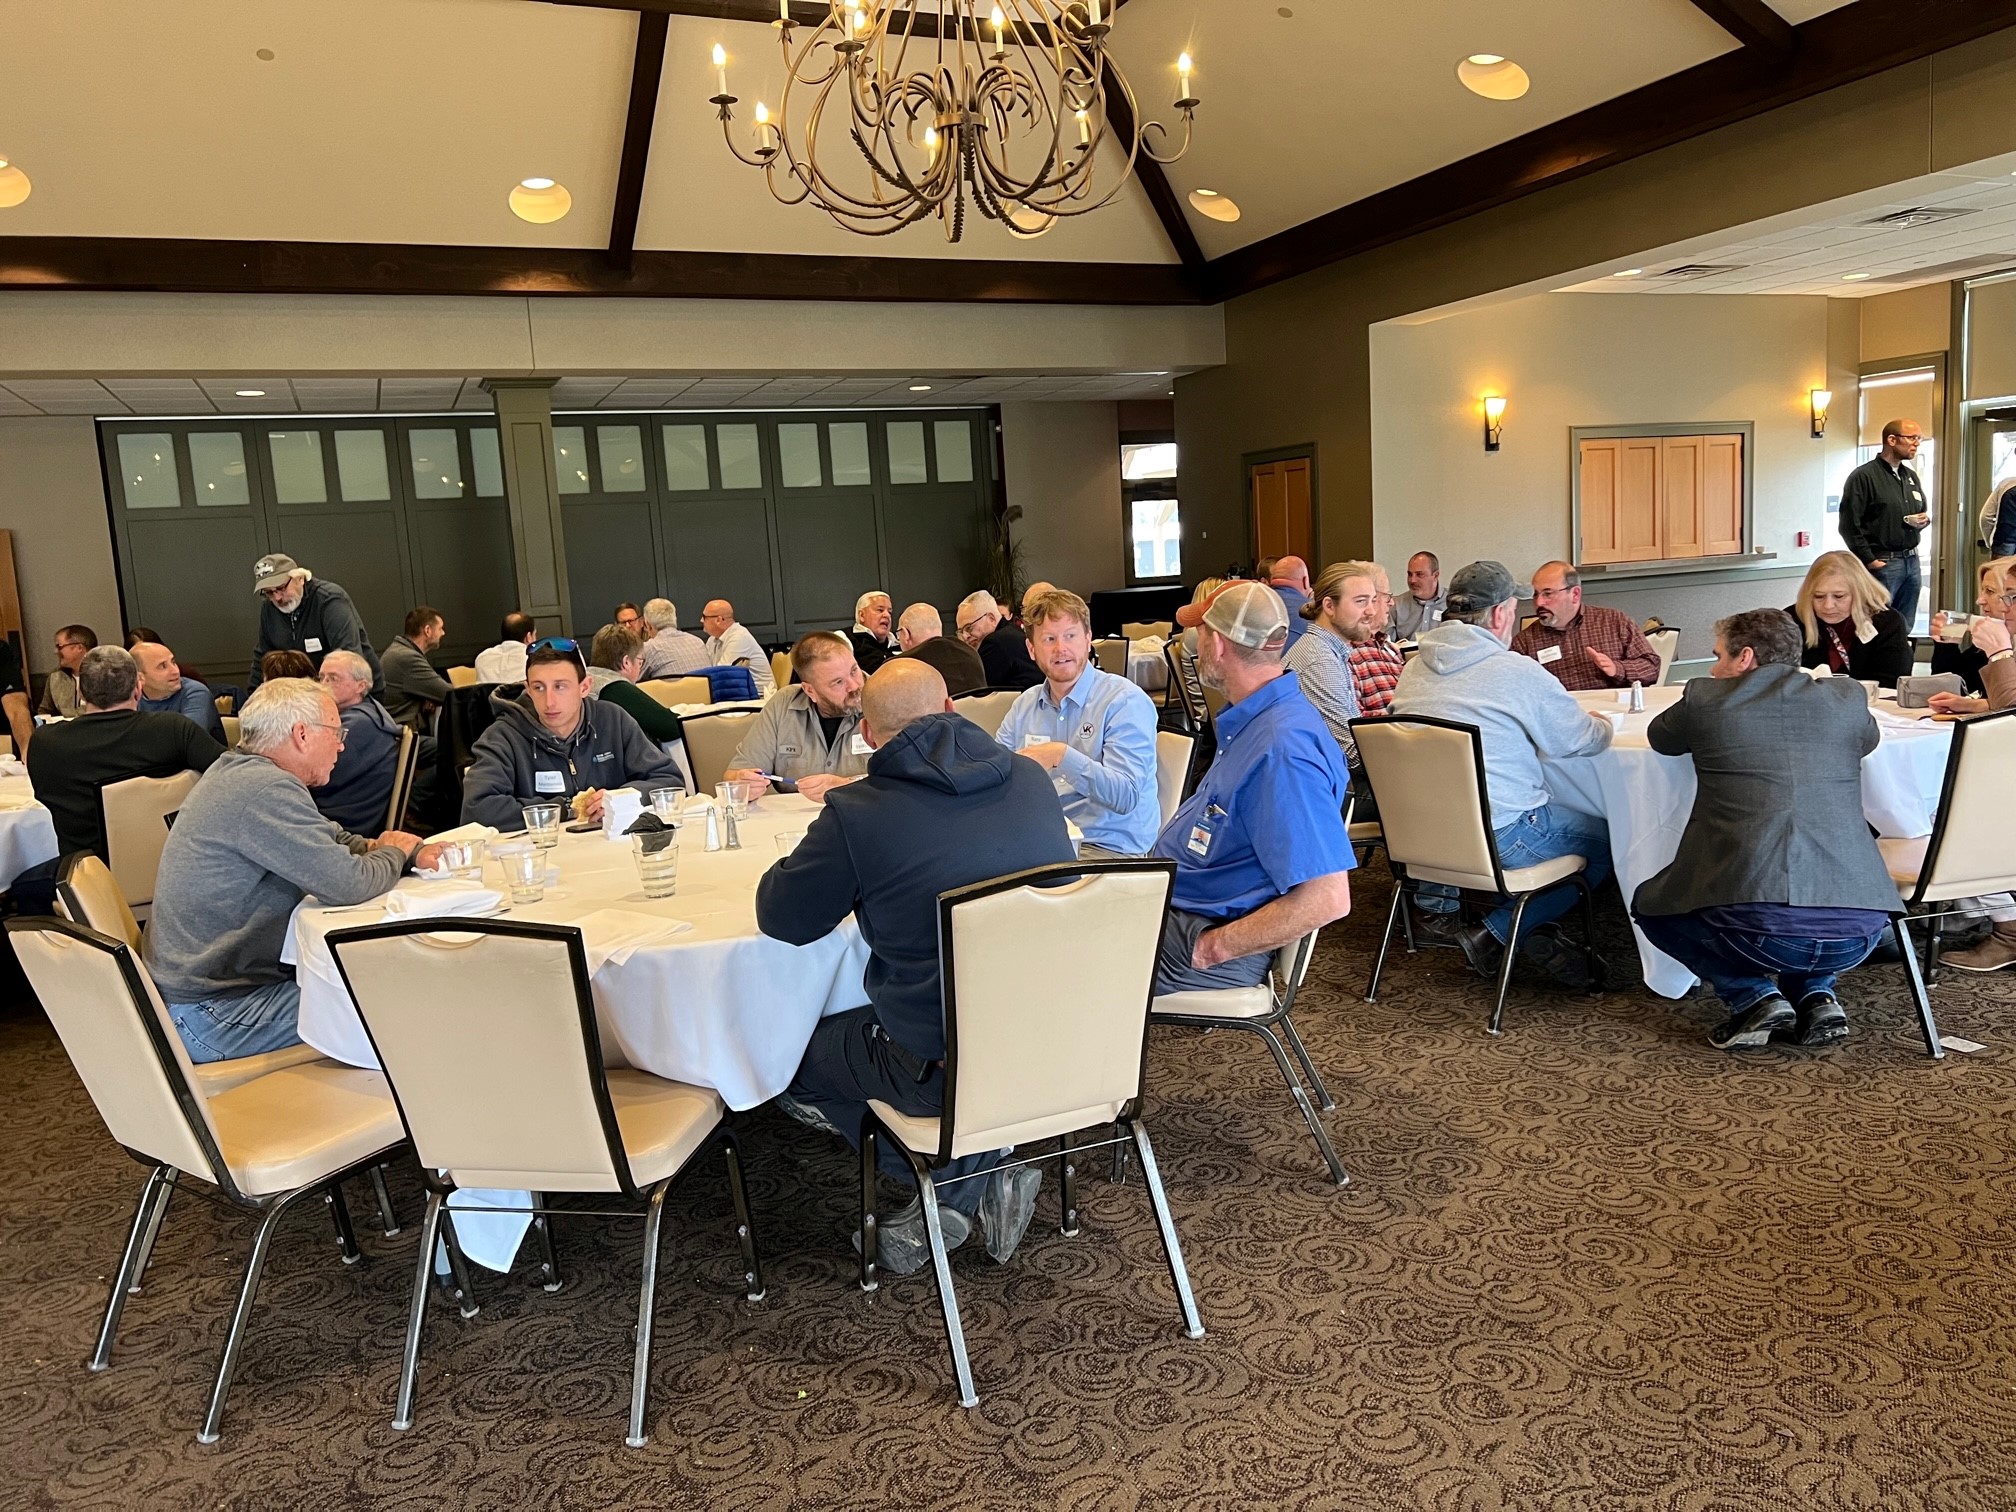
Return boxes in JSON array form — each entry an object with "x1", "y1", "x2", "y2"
[
  {"x1": 1152, "y1": 670, "x2": 1353, "y2": 918},
  {"x1": 995, "y1": 663, "x2": 1160, "y2": 854}
]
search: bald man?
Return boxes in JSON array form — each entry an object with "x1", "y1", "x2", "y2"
[
  {"x1": 1020, "y1": 581, "x2": 1056, "y2": 621},
  {"x1": 895, "y1": 601, "x2": 987, "y2": 695},
  {"x1": 757, "y1": 658, "x2": 1076, "y2": 1274},
  {"x1": 700, "y1": 598, "x2": 774, "y2": 694},
  {"x1": 1267, "y1": 556, "x2": 1313, "y2": 648}
]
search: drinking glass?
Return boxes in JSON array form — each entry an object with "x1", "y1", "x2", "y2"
[
  {"x1": 440, "y1": 837, "x2": 486, "y2": 881},
  {"x1": 775, "y1": 830, "x2": 806, "y2": 858},
  {"x1": 522, "y1": 802, "x2": 562, "y2": 849},
  {"x1": 714, "y1": 780, "x2": 754, "y2": 819},
  {"x1": 648, "y1": 787, "x2": 684, "y2": 825},
  {"x1": 495, "y1": 842, "x2": 544, "y2": 904},
  {"x1": 631, "y1": 831, "x2": 680, "y2": 899}
]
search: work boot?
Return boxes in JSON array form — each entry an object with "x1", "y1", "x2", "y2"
[
  {"x1": 1942, "y1": 922, "x2": 2016, "y2": 973},
  {"x1": 1709, "y1": 996, "x2": 1795, "y2": 1050}
]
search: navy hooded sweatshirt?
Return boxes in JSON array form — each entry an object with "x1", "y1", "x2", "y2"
[
  {"x1": 461, "y1": 687, "x2": 683, "y2": 830},
  {"x1": 755, "y1": 710, "x2": 1075, "y2": 1063}
]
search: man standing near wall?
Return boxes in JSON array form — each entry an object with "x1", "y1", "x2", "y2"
[
  {"x1": 1839, "y1": 418, "x2": 1930, "y2": 630},
  {"x1": 248, "y1": 553, "x2": 382, "y2": 694}
]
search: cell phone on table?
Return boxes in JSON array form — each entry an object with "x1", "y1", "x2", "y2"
[{"x1": 564, "y1": 818, "x2": 600, "y2": 833}]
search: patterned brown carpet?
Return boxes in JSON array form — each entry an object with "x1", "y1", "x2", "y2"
[{"x1": 4, "y1": 865, "x2": 2015, "y2": 1512}]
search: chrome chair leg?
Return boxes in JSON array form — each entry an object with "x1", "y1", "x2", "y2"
[
  {"x1": 1245, "y1": 1022, "x2": 1348, "y2": 1187},
  {"x1": 1487, "y1": 896, "x2": 1532, "y2": 1037},
  {"x1": 1059, "y1": 1133, "x2": 1080, "y2": 1237},
  {"x1": 624, "y1": 1180, "x2": 672, "y2": 1449},
  {"x1": 199, "y1": 1186, "x2": 314, "y2": 1444},
  {"x1": 437, "y1": 1210, "x2": 481, "y2": 1319},
  {"x1": 393, "y1": 1190, "x2": 447, "y2": 1431},
  {"x1": 325, "y1": 1182, "x2": 363, "y2": 1265},
  {"x1": 129, "y1": 1166, "x2": 179, "y2": 1296},
  {"x1": 1275, "y1": 1010, "x2": 1335, "y2": 1112},
  {"x1": 532, "y1": 1195, "x2": 563, "y2": 1294},
  {"x1": 368, "y1": 1164, "x2": 400, "y2": 1237},
  {"x1": 1109, "y1": 1125, "x2": 1130, "y2": 1186},
  {"x1": 1365, "y1": 884, "x2": 1405, "y2": 1002},
  {"x1": 906, "y1": 1158, "x2": 978, "y2": 1409},
  {"x1": 91, "y1": 1164, "x2": 171, "y2": 1372},
  {"x1": 1574, "y1": 875, "x2": 1605, "y2": 990},
  {"x1": 721, "y1": 1132, "x2": 765, "y2": 1302},
  {"x1": 1896, "y1": 915, "x2": 1945, "y2": 1060},
  {"x1": 1128, "y1": 1120, "x2": 1204, "y2": 1340},
  {"x1": 858, "y1": 1121, "x2": 881, "y2": 1294}
]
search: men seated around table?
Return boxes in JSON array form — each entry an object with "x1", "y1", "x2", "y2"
[
  {"x1": 462, "y1": 637, "x2": 682, "y2": 829},
  {"x1": 474, "y1": 611, "x2": 535, "y2": 685},
  {"x1": 586, "y1": 624, "x2": 685, "y2": 745},
  {"x1": 39, "y1": 623, "x2": 95, "y2": 719},
  {"x1": 1930, "y1": 556, "x2": 2016, "y2": 714},
  {"x1": 614, "y1": 601, "x2": 645, "y2": 637},
  {"x1": 1513, "y1": 561, "x2": 1662, "y2": 692},
  {"x1": 637, "y1": 597, "x2": 711, "y2": 679},
  {"x1": 757, "y1": 658, "x2": 1075, "y2": 1271},
  {"x1": 1391, "y1": 560, "x2": 1615, "y2": 987},
  {"x1": 1632, "y1": 610, "x2": 1897, "y2": 1048},
  {"x1": 1266, "y1": 555, "x2": 1313, "y2": 647},
  {"x1": 133, "y1": 639, "x2": 227, "y2": 742},
  {"x1": 894, "y1": 602, "x2": 987, "y2": 695},
  {"x1": 381, "y1": 605, "x2": 453, "y2": 733},
  {"x1": 701, "y1": 598, "x2": 775, "y2": 695},
  {"x1": 996, "y1": 588, "x2": 1159, "y2": 858},
  {"x1": 317, "y1": 649, "x2": 432, "y2": 834},
  {"x1": 147, "y1": 678, "x2": 440, "y2": 1064},
  {"x1": 955, "y1": 590, "x2": 1042, "y2": 690},
  {"x1": 1282, "y1": 561, "x2": 1380, "y2": 802},
  {"x1": 1787, "y1": 550, "x2": 1913, "y2": 688},
  {"x1": 724, "y1": 631, "x2": 870, "y2": 802},
  {"x1": 1390, "y1": 551, "x2": 1448, "y2": 640},
  {"x1": 1153, "y1": 582, "x2": 1355, "y2": 993},
  {"x1": 849, "y1": 591, "x2": 901, "y2": 674},
  {"x1": 248, "y1": 552, "x2": 381, "y2": 692},
  {"x1": 1346, "y1": 564, "x2": 1407, "y2": 719}
]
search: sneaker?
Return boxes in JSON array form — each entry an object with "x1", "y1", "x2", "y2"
[
  {"x1": 1794, "y1": 993, "x2": 1850, "y2": 1046},
  {"x1": 975, "y1": 1164, "x2": 1043, "y2": 1264},
  {"x1": 854, "y1": 1197, "x2": 970, "y2": 1276},
  {"x1": 1708, "y1": 996, "x2": 1795, "y2": 1050},
  {"x1": 1455, "y1": 923, "x2": 1506, "y2": 979},
  {"x1": 1519, "y1": 923, "x2": 1604, "y2": 991},
  {"x1": 1941, "y1": 923, "x2": 2016, "y2": 974}
]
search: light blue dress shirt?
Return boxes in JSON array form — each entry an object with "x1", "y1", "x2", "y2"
[{"x1": 995, "y1": 663, "x2": 1160, "y2": 854}]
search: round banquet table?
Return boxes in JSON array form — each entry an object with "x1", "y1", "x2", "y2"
[
  {"x1": 1127, "y1": 638, "x2": 1169, "y2": 695},
  {"x1": 1539, "y1": 684, "x2": 1952, "y2": 999},
  {"x1": 0, "y1": 772, "x2": 59, "y2": 891}
]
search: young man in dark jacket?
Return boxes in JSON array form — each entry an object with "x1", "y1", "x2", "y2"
[
  {"x1": 248, "y1": 553, "x2": 383, "y2": 693},
  {"x1": 757, "y1": 658, "x2": 1076, "y2": 1274},
  {"x1": 460, "y1": 639, "x2": 683, "y2": 830}
]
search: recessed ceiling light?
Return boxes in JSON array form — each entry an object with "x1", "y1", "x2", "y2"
[
  {"x1": 1842, "y1": 272, "x2": 1872, "y2": 281},
  {"x1": 1458, "y1": 54, "x2": 1530, "y2": 100},
  {"x1": 1276, "y1": 6, "x2": 1293, "y2": 15},
  {"x1": 255, "y1": 47, "x2": 275, "y2": 61},
  {"x1": 234, "y1": 389, "x2": 266, "y2": 397},
  {"x1": 509, "y1": 177, "x2": 572, "y2": 224},
  {"x1": 909, "y1": 384, "x2": 933, "y2": 392},
  {"x1": 1188, "y1": 188, "x2": 1240, "y2": 222},
  {"x1": 0, "y1": 157, "x2": 32, "y2": 209},
  {"x1": 1613, "y1": 268, "x2": 1643, "y2": 278}
]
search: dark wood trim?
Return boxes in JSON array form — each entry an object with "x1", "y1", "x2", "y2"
[
  {"x1": 1208, "y1": 0, "x2": 2016, "y2": 301},
  {"x1": 1099, "y1": 58, "x2": 1204, "y2": 281},
  {"x1": 1685, "y1": 0, "x2": 1796, "y2": 60},
  {"x1": 608, "y1": 10, "x2": 670, "y2": 268},
  {"x1": 529, "y1": 0, "x2": 1125, "y2": 45},
  {"x1": 0, "y1": 236, "x2": 1201, "y2": 303}
]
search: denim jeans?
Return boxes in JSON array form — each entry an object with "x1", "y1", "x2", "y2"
[
  {"x1": 1634, "y1": 910, "x2": 1883, "y2": 1015},
  {"x1": 1481, "y1": 805, "x2": 1612, "y2": 946},
  {"x1": 1869, "y1": 552, "x2": 1922, "y2": 630},
  {"x1": 166, "y1": 979, "x2": 304, "y2": 1064}
]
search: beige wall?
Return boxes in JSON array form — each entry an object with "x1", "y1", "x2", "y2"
[
  {"x1": 1001, "y1": 402, "x2": 1126, "y2": 598},
  {"x1": 1965, "y1": 277, "x2": 2016, "y2": 399},
  {"x1": 1860, "y1": 282, "x2": 1953, "y2": 365},
  {"x1": 0, "y1": 418, "x2": 122, "y2": 678}
]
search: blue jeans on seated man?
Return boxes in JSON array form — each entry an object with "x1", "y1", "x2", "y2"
[
  {"x1": 777, "y1": 1005, "x2": 1002, "y2": 1216},
  {"x1": 1415, "y1": 805, "x2": 1612, "y2": 943},
  {"x1": 1870, "y1": 552, "x2": 1922, "y2": 632},
  {"x1": 1633, "y1": 910, "x2": 1882, "y2": 1016},
  {"x1": 166, "y1": 979, "x2": 304, "y2": 1064}
]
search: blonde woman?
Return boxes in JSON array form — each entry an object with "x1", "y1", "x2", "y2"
[
  {"x1": 1928, "y1": 555, "x2": 2016, "y2": 715},
  {"x1": 1784, "y1": 549, "x2": 1912, "y2": 687},
  {"x1": 1180, "y1": 576, "x2": 1226, "y2": 657}
]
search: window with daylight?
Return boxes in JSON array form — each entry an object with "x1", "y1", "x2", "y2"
[{"x1": 1123, "y1": 440, "x2": 1180, "y2": 581}]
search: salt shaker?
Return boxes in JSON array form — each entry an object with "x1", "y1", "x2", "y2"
[
  {"x1": 703, "y1": 801, "x2": 723, "y2": 852},
  {"x1": 1628, "y1": 680, "x2": 1645, "y2": 713},
  {"x1": 723, "y1": 805, "x2": 742, "y2": 850}
]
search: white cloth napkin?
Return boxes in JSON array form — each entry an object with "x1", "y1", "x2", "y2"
[
  {"x1": 380, "y1": 880, "x2": 505, "y2": 920},
  {"x1": 0, "y1": 792, "x2": 37, "y2": 811},
  {"x1": 0, "y1": 757, "x2": 27, "y2": 778},
  {"x1": 425, "y1": 822, "x2": 501, "y2": 845},
  {"x1": 574, "y1": 908, "x2": 694, "y2": 970}
]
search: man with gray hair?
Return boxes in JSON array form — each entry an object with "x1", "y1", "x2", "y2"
[
  {"x1": 849, "y1": 590, "x2": 900, "y2": 674},
  {"x1": 637, "y1": 597, "x2": 710, "y2": 679},
  {"x1": 315, "y1": 648, "x2": 424, "y2": 834},
  {"x1": 955, "y1": 589, "x2": 1040, "y2": 690},
  {"x1": 148, "y1": 678, "x2": 439, "y2": 1063},
  {"x1": 894, "y1": 601, "x2": 986, "y2": 695}
]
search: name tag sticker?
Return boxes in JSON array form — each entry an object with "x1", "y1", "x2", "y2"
[
  {"x1": 1537, "y1": 645, "x2": 1563, "y2": 665},
  {"x1": 1023, "y1": 733, "x2": 1046, "y2": 748},
  {"x1": 534, "y1": 770, "x2": 566, "y2": 794},
  {"x1": 304, "y1": 637, "x2": 324, "y2": 653},
  {"x1": 778, "y1": 744, "x2": 800, "y2": 756},
  {"x1": 1912, "y1": 490, "x2": 1923, "y2": 501},
  {"x1": 850, "y1": 732, "x2": 873, "y2": 756}
]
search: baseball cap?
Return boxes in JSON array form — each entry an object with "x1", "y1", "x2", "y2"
[
  {"x1": 1443, "y1": 560, "x2": 1529, "y2": 617},
  {"x1": 253, "y1": 553, "x2": 301, "y2": 594},
  {"x1": 1175, "y1": 580, "x2": 1289, "y2": 649}
]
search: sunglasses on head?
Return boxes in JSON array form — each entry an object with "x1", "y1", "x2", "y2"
[{"x1": 530, "y1": 636, "x2": 578, "y2": 654}]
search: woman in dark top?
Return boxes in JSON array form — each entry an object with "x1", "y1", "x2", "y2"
[{"x1": 1785, "y1": 549, "x2": 1913, "y2": 687}]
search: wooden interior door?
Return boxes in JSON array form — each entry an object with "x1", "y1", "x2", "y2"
[{"x1": 1249, "y1": 456, "x2": 1313, "y2": 564}]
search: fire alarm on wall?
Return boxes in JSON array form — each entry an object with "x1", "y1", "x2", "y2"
[{"x1": 1796, "y1": 531, "x2": 1812, "y2": 547}]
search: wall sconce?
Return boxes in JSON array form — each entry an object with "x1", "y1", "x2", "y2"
[
  {"x1": 1483, "y1": 394, "x2": 1507, "y2": 452},
  {"x1": 1810, "y1": 388, "x2": 1832, "y2": 438}
]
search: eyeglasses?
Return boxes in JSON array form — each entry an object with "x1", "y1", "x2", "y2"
[{"x1": 309, "y1": 721, "x2": 348, "y2": 747}]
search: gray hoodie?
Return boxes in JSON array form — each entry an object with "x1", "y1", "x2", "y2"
[
  {"x1": 460, "y1": 689, "x2": 683, "y2": 830},
  {"x1": 1390, "y1": 620, "x2": 1614, "y2": 830}
]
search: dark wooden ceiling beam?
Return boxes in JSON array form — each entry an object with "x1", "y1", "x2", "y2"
[
  {"x1": 608, "y1": 9, "x2": 670, "y2": 268},
  {"x1": 1685, "y1": 0, "x2": 1796, "y2": 61}
]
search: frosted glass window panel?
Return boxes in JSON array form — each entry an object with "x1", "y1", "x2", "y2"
[
  {"x1": 718, "y1": 424, "x2": 762, "y2": 489},
  {"x1": 470, "y1": 429, "x2": 504, "y2": 497},
  {"x1": 778, "y1": 424, "x2": 823, "y2": 488},
  {"x1": 117, "y1": 434, "x2": 181, "y2": 509},
  {"x1": 334, "y1": 430, "x2": 392, "y2": 501},
  {"x1": 553, "y1": 426, "x2": 590, "y2": 495},
  {"x1": 829, "y1": 422, "x2": 872, "y2": 486},
  {"x1": 887, "y1": 421, "x2": 927, "y2": 485},
  {"x1": 597, "y1": 425, "x2": 648, "y2": 493},
  {"x1": 662, "y1": 425, "x2": 709, "y2": 490},
  {"x1": 409, "y1": 428, "x2": 465, "y2": 499},
  {"x1": 267, "y1": 430, "x2": 328, "y2": 504},
  {"x1": 188, "y1": 433, "x2": 250, "y2": 508},
  {"x1": 934, "y1": 421, "x2": 974, "y2": 483}
]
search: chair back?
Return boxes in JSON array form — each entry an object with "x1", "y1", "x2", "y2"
[
  {"x1": 56, "y1": 853, "x2": 143, "y2": 951},
  {"x1": 1154, "y1": 730, "x2": 1195, "y2": 826},
  {"x1": 220, "y1": 715, "x2": 241, "y2": 750},
  {"x1": 327, "y1": 920, "x2": 634, "y2": 1192},
  {"x1": 1164, "y1": 642, "x2": 1207, "y2": 733},
  {"x1": 1645, "y1": 628, "x2": 1680, "y2": 686},
  {"x1": 101, "y1": 770, "x2": 200, "y2": 911},
  {"x1": 1350, "y1": 716, "x2": 1504, "y2": 892},
  {"x1": 770, "y1": 651, "x2": 792, "y2": 690},
  {"x1": 384, "y1": 725, "x2": 419, "y2": 831},
  {"x1": 213, "y1": 693, "x2": 234, "y2": 717},
  {"x1": 953, "y1": 687, "x2": 1020, "y2": 738},
  {"x1": 681, "y1": 708, "x2": 761, "y2": 795},
  {"x1": 936, "y1": 861, "x2": 1174, "y2": 1161},
  {"x1": 639, "y1": 675, "x2": 713, "y2": 709},
  {"x1": 1092, "y1": 638, "x2": 1129, "y2": 677},
  {"x1": 1909, "y1": 708, "x2": 2016, "y2": 904},
  {"x1": 8, "y1": 918, "x2": 223, "y2": 1185},
  {"x1": 1121, "y1": 621, "x2": 1172, "y2": 643},
  {"x1": 446, "y1": 665, "x2": 479, "y2": 688}
]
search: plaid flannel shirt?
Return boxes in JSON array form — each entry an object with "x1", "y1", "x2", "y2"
[{"x1": 1347, "y1": 634, "x2": 1406, "y2": 719}]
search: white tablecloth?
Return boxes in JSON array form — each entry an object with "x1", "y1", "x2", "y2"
[
  {"x1": 1127, "y1": 639, "x2": 1169, "y2": 694},
  {"x1": 0, "y1": 772, "x2": 59, "y2": 891},
  {"x1": 1541, "y1": 685, "x2": 1952, "y2": 998}
]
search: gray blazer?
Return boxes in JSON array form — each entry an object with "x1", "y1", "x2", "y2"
[{"x1": 1633, "y1": 664, "x2": 1900, "y2": 917}]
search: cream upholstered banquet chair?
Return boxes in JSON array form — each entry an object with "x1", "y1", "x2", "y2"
[
  {"x1": 7, "y1": 915, "x2": 407, "y2": 1444},
  {"x1": 640, "y1": 675, "x2": 713, "y2": 709},
  {"x1": 1092, "y1": 637, "x2": 1129, "y2": 678},
  {"x1": 857, "y1": 859, "x2": 1199, "y2": 1408},
  {"x1": 220, "y1": 715, "x2": 241, "y2": 750},
  {"x1": 1121, "y1": 620, "x2": 1172, "y2": 642},
  {"x1": 383, "y1": 726, "x2": 419, "y2": 832},
  {"x1": 680, "y1": 707, "x2": 762, "y2": 795},
  {"x1": 769, "y1": 650, "x2": 792, "y2": 691},
  {"x1": 1154, "y1": 730, "x2": 1195, "y2": 827},
  {"x1": 100, "y1": 769, "x2": 199, "y2": 919},
  {"x1": 446, "y1": 665, "x2": 478, "y2": 688},
  {"x1": 1353, "y1": 715, "x2": 1603, "y2": 1036},
  {"x1": 325, "y1": 917, "x2": 764, "y2": 1448},
  {"x1": 1645, "y1": 628, "x2": 1680, "y2": 685},
  {"x1": 952, "y1": 686, "x2": 1019, "y2": 738}
]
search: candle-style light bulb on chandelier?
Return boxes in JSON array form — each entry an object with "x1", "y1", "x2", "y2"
[{"x1": 709, "y1": 1, "x2": 1199, "y2": 241}]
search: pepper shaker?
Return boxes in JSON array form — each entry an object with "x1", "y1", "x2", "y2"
[{"x1": 723, "y1": 805, "x2": 742, "y2": 850}]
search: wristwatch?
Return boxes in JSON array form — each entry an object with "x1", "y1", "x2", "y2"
[{"x1": 1988, "y1": 649, "x2": 2014, "y2": 665}]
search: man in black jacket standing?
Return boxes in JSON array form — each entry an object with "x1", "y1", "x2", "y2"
[
  {"x1": 757, "y1": 658, "x2": 1075, "y2": 1273},
  {"x1": 1838, "y1": 417, "x2": 1930, "y2": 629},
  {"x1": 249, "y1": 553, "x2": 383, "y2": 693}
]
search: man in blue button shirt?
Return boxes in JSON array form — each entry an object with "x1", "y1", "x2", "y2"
[
  {"x1": 1152, "y1": 581, "x2": 1355, "y2": 993},
  {"x1": 995, "y1": 588, "x2": 1160, "y2": 856}
]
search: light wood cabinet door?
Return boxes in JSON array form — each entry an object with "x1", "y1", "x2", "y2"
[
  {"x1": 1579, "y1": 440, "x2": 1624, "y2": 563},
  {"x1": 1579, "y1": 431, "x2": 1743, "y2": 565},
  {"x1": 1662, "y1": 435, "x2": 1704, "y2": 559},
  {"x1": 1700, "y1": 433, "x2": 1743, "y2": 556}
]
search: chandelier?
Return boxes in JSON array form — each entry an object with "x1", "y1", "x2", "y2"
[{"x1": 708, "y1": 1, "x2": 1198, "y2": 241}]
